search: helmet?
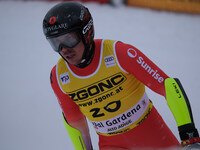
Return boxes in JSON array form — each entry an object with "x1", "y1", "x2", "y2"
[{"x1": 43, "y1": 2, "x2": 94, "y2": 54}]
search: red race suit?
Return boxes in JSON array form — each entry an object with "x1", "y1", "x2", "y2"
[{"x1": 50, "y1": 39, "x2": 180, "y2": 149}]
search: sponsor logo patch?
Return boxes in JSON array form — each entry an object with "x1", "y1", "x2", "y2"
[
  {"x1": 104, "y1": 55, "x2": 116, "y2": 68},
  {"x1": 127, "y1": 48, "x2": 164, "y2": 83},
  {"x1": 68, "y1": 72, "x2": 126, "y2": 102},
  {"x1": 127, "y1": 48, "x2": 137, "y2": 58},
  {"x1": 60, "y1": 72, "x2": 70, "y2": 85},
  {"x1": 83, "y1": 19, "x2": 93, "y2": 34},
  {"x1": 49, "y1": 16, "x2": 56, "y2": 25}
]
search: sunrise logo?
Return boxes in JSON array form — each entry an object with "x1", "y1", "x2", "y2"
[{"x1": 127, "y1": 48, "x2": 164, "y2": 83}]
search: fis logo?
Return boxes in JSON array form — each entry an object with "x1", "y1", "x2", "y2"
[
  {"x1": 60, "y1": 72, "x2": 70, "y2": 85},
  {"x1": 104, "y1": 55, "x2": 116, "y2": 68}
]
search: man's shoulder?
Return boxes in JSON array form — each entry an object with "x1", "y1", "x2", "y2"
[
  {"x1": 51, "y1": 65, "x2": 56, "y2": 74},
  {"x1": 94, "y1": 39, "x2": 116, "y2": 42},
  {"x1": 50, "y1": 57, "x2": 64, "y2": 76},
  {"x1": 50, "y1": 65, "x2": 57, "y2": 84},
  {"x1": 94, "y1": 39, "x2": 103, "y2": 42},
  {"x1": 94, "y1": 39, "x2": 120, "y2": 47}
]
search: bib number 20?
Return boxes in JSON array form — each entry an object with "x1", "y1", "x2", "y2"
[{"x1": 90, "y1": 100, "x2": 121, "y2": 118}]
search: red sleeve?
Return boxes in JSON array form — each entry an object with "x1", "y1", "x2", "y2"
[
  {"x1": 50, "y1": 65, "x2": 85, "y2": 123},
  {"x1": 115, "y1": 41, "x2": 169, "y2": 97}
]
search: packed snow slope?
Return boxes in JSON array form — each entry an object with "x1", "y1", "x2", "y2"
[{"x1": 0, "y1": 1, "x2": 200, "y2": 150}]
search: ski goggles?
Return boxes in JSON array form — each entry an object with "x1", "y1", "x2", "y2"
[{"x1": 47, "y1": 32, "x2": 81, "y2": 52}]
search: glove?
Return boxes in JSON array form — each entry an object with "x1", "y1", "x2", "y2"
[
  {"x1": 178, "y1": 123, "x2": 200, "y2": 149},
  {"x1": 179, "y1": 124, "x2": 199, "y2": 140}
]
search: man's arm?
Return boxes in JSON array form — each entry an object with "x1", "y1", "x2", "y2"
[
  {"x1": 115, "y1": 41, "x2": 200, "y2": 147},
  {"x1": 165, "y1": 78, "x2": 200, "y2": 146},
  {"x1": 50, "y1": 65, "x2": 93, "y2": 150},
  {"x1": 115, "y1": 41, "x2": 169, "y2": 97},
  {"x1": 62, "y1": 113, "x2": 92, "y2": 150}
]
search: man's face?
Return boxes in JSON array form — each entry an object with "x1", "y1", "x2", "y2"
[
  {"x1": 47, "y1": 31, "x2": 85, "y2": 65},
  {"x1": 59, "y1": 40, "x2": 85, "y2": 65}
]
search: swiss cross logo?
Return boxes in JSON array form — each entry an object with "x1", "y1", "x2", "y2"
[{"x1": 49, "y1": 16, "x2": 56, "y2": 25}]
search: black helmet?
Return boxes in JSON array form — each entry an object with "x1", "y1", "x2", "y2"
[{"x1": 43, "y1": 2, "x2": 94, "y2": 54}]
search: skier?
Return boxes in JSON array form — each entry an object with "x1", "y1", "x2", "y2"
[{"x1": 43, "y1": 1, "x2": 200, "y2": 150}]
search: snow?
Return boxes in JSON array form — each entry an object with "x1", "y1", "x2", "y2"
[{"x1": 0, "y1": 1, "x2": 200, "y2": 150}]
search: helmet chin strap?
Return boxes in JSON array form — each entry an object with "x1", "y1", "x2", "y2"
[
  {"x1": 80, "y1": 59, "x2": 86, "y2": 63},
  {"x1": 75, "y1": 42, "x2": 95, "y2": 68}
]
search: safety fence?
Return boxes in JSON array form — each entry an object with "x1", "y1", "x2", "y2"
[{"x1": 5, "y1": 0, "x2": 200, "y2": 14}]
